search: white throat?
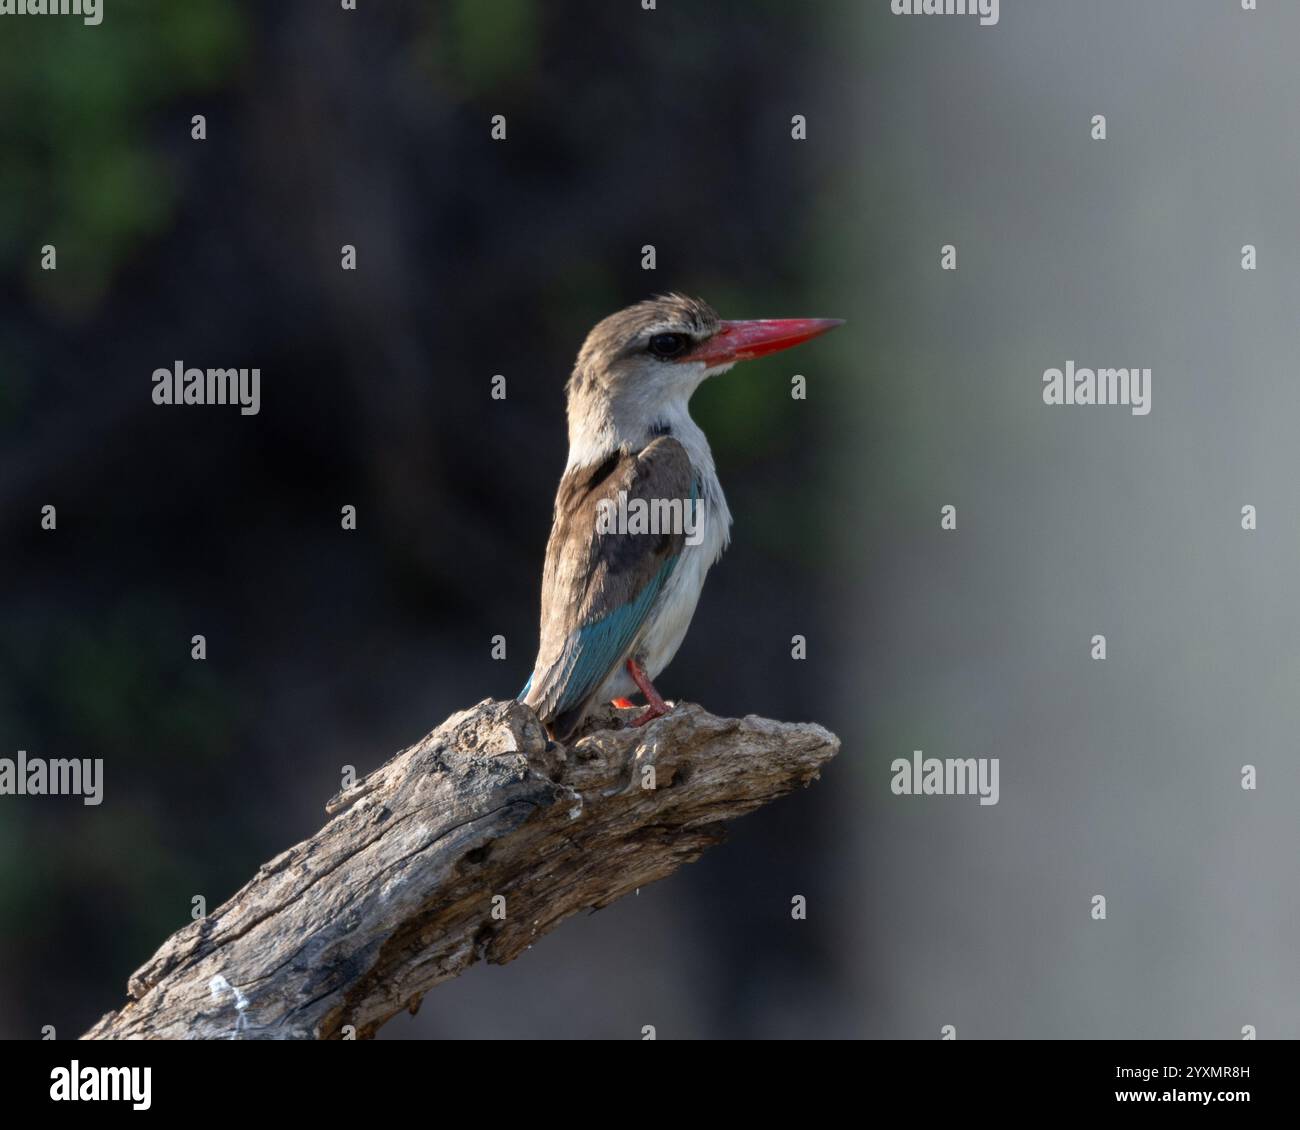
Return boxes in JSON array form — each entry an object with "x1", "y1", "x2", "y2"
[{"x1": 565, "y1": 361, "x2": 733, "y2": 473}]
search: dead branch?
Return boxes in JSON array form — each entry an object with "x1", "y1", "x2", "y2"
[{"x1": 83, "y1": 699, "x2": 840, "y2": 1039}]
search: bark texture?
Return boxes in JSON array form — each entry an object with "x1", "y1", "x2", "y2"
[{"x1": 83, "y1": 699, "x2": 840, "y2": 1040}]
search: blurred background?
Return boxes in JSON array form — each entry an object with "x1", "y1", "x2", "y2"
[{"x1": 1, "y1": 0, "x2": 1297, "y2": 1039}]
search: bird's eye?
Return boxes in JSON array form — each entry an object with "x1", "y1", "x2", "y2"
[{"x1": 647, "y1": 332, "x2": 690, "y2": 359}]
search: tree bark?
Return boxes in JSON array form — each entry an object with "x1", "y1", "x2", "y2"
[{"x1": 83, "y1": 699, "x2": 840, "y2": 1040}]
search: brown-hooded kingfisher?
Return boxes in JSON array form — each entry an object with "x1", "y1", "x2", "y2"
[{"x1": 520, "y1": 294, "x2": 842, "y2": 742}]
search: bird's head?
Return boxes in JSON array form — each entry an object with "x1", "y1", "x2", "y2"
[{"x1": 566, "y1": 294, "x2": 842, "y2": 453}]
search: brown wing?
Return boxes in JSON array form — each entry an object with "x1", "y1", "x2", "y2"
[{"x1": 522, "y1": 436, "x2": 695, "y2": 730}]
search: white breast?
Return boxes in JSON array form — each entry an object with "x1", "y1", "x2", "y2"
[
  {"x1": 595, "y1": 410, "x2": 732, "y2": 701},
  {"x1": 635, "y1": 483, "x2": 728, "y2": 680}
]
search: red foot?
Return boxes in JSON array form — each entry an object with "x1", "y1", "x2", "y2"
[
  {"x1": 611, "y1": 697, "x2": 634, "y2": 709},
  {"x1": 626, "y1": 658, "x2": 671, "y2": 727}
]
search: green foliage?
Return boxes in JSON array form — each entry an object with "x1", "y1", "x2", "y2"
[
  {"x1": 0, "y1": 2, "x2": 244, "y2": 315},
  {"x1": 418, "y1": 0, "x2": 539, "y2": 96}
]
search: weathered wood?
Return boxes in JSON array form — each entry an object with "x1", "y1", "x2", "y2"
[{"x1": 83, "y1": 699, "x2": 839, "y2": 1040}]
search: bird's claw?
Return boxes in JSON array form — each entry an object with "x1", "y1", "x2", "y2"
[{"x1": 629, "y1": 701, "x2": 673, "y2": 728}]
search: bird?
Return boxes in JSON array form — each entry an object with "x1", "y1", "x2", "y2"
[{"x1": 519, "y1": 294, "x2": 843, "y2": 742}]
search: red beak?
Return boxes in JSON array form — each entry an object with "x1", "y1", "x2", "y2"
[{"x1": 680, "y1": 317, "x2": 844, "y2": 367}]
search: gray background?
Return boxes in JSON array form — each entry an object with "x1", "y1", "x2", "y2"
[{"x1": 837, "y1": 0, "x2": 1300, "y2": 1039}]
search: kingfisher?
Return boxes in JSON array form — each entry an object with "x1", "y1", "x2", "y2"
[{"x1": 519, "y1": 294, "x2": 842, "y2": 742}]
